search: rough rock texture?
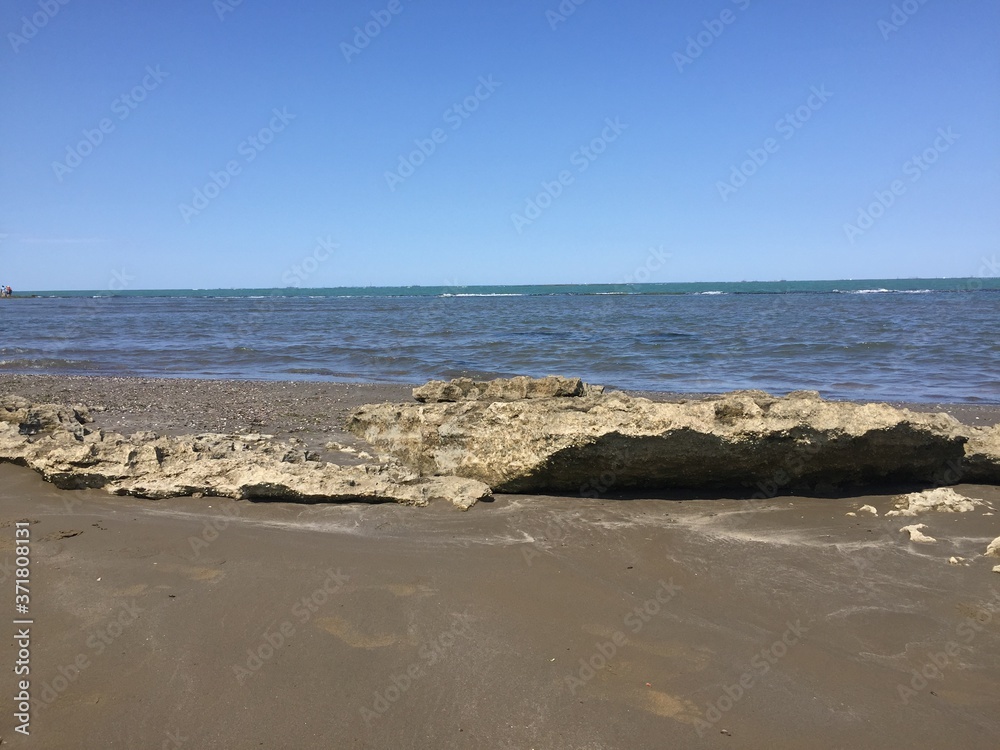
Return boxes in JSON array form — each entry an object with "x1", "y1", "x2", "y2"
[
  {"x1": 964, "y1": 425, "x2": 1000, "y2": 484},
  {"x1": 0, "y1": 396, "x2": 491, "y2": 510},
  {"x1": 349, "y1": 386, "x2": 978, "y2": 494},
  {"x1": 900, "y1": 524, "x2": 937, "y2": 544},
  {"x1": 987, "y1": 537, "x2": 1000, "y2": 558},
  {"x1": 413, "y1": 376, "x2": 603, "y2": 403},
  {"x1": 885, "y1": 488, "x2": 986, "y2": 517}
]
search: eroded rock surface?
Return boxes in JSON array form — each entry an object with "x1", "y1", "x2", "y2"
[
  {"x1": 885, "y1": 488, "x2": 986, "y2": 517},
  {"x1": 987, "y1": 537, "x2": 1000, "y2": 558},
  {"x1": 900, "y1": 524, "x2": 937, "y2": 544},
  {"x1": 349, "y1": 384, "x2": 980, "y2": 494},
  {"x1": 0, "y1": 396, "x2": 490, "y2": 510},
  {"x1": 964, "y1": 425, "x2": 1000, "y2": 484},
  {"x1": 413, "y1": 375, "x2": 603, "y2": 403}
]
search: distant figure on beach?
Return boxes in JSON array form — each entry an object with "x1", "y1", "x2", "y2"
[{"x1": 2, "y1": 285, "x2": 11, "y2": 297}]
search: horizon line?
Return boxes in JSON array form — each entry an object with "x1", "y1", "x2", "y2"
[{"x1": 10, "y1": 275, "x2": 1000, "y2": 294}]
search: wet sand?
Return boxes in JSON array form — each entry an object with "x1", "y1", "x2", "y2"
[{"x1": 1, "y1": 376, "x2": 999, "y2": 748}]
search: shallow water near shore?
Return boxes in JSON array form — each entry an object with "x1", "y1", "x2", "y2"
[{"x1": 2, "y1": 281, "x2": 999, "y2": 403}]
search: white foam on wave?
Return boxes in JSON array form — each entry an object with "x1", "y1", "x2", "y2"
[
  {"x1": 439, "y1": 293, "x2": 524, "y2": 297},
  {"x1": 835, "y1": 288, "x2": 934, "y2": 295}
]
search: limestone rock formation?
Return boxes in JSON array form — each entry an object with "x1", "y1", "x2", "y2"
[
  {"x1": 349, "y1": 386, "x2": 977, "y2": 494},
  {"x1": 885, "y1": 488, "x2": 985, "y2": 517},
  {"x1": 963, "y1": 425, "x2": 1000, "y2": 484},
  {"x1": 0, "y1": 396, "x2": 490, "y2": 510},
  {"x1": 900, "y1": 524, "x2": 937, "y2": 544},
  {"x1": 412, "y1": 375, "x2": 603, "y2": 403},
  {"x1": 986, "y1": 536, "x2": 1000, "y2": 558}
]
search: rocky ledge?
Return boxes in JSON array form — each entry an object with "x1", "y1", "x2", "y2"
[
  {"x1": 4, "y1": 378, "x2": 998, "y2": 511},
  {"x1": 349, "y1": 378, "x2": 1000, "y2": 494},
  {"x1": 0, "y1": 396, "x2": 491, "y2": 510}
]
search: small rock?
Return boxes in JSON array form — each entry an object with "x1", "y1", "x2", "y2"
[
  {"x1": 900, "y1": 524, "x2": 937, "y2": 544},
  {"x1": 886, "y1": 488, "x2": 982, "y2": 517},
  {"x1": 412, "y1": 375, "x2": 602, "y2": 403}
]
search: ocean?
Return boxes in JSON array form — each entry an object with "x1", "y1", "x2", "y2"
[{"x1": 2, "y1": 278, "x2": 998, "y2": 403}]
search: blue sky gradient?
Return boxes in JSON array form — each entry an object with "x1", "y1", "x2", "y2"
[{"x1": 2, "y1": 0, "x2": 998, "y2": 290}]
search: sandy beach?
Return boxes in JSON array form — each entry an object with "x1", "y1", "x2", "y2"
[{"x1": 1, "y1": 376, "x2": 999, "y2": 748}]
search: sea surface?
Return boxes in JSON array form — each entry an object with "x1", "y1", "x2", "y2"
[{"x1": 2, "y1": 278, "x2": 998, "y2": 403}]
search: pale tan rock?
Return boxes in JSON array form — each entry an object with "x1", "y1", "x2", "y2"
[
  {"x1": 986, "y1": 536, "x2": 1000, "y2": 558},
  {"x1": 900, "y1": 524, "x2": 937, "y2": 544},
  {"x1": 0, "y1": 397, "x2": 490, "y2": 510},
  {"x1": 350, "y1": 384, "x2": 970, "y2": 494},
  {"x1": 963, "y1": 424, "x2": 1000, "y2": 484},
  {"x1": 412, "y1": 375, "x2": 602, "y2": 403},
  {"x1": 885, "y1": 488, "x2": 983, "y2": 517}
]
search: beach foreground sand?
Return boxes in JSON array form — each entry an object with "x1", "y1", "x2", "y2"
[{"x1": 1, "y1": 376, "x2": 999, "y2": 748}]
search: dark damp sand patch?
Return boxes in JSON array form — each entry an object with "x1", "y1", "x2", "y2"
[{"x1": 1, "y1": 464, "x2": 999, "y2": 748}]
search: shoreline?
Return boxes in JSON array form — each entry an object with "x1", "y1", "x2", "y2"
[{"x1": 2, "y1": 374, "x2": 998, "y2": 448}]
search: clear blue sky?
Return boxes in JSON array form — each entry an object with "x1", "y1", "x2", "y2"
[{"x1": 2, "y1": 0, "x2": 998, "y2": 290}]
